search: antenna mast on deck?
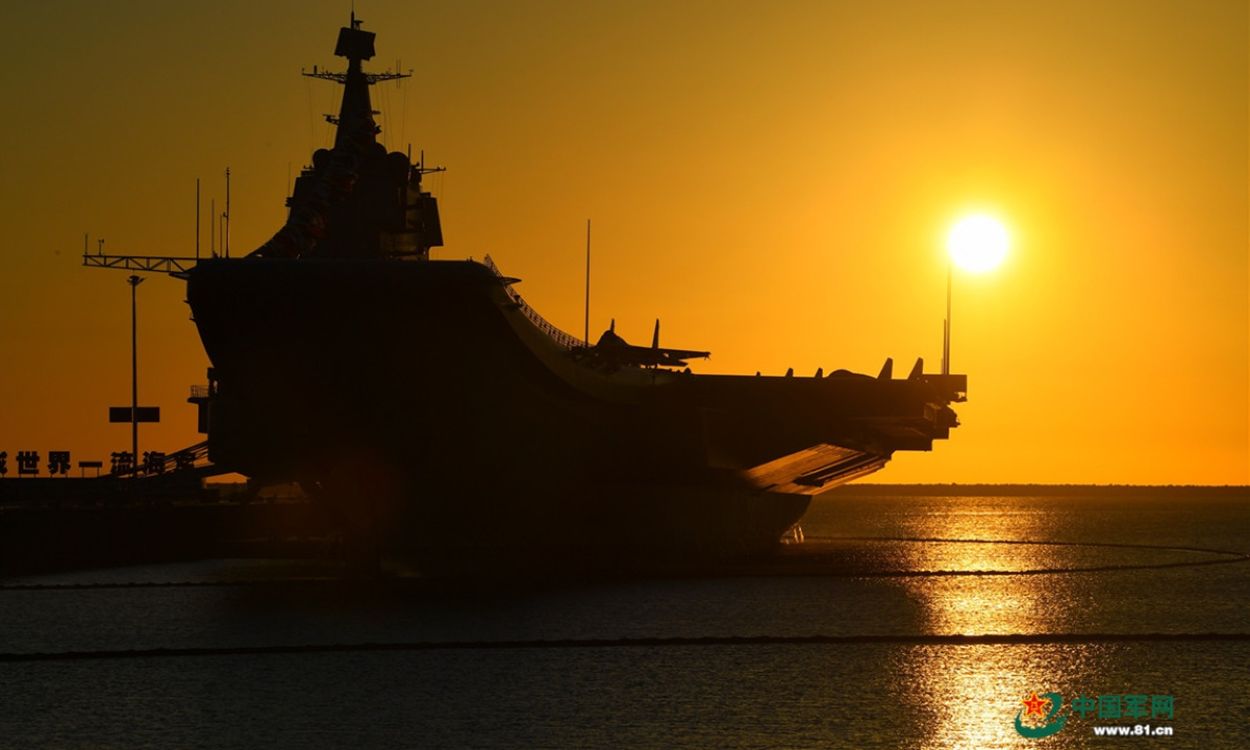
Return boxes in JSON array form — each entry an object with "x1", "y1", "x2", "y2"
[
  {"x1": 224, "y1": 167, "x2": 231, "y2": 258},
  {"x1": 584, "y1": 219, "x2": 591, "y2": 346},
  {"x1": 82, "y1": 171, "x2": 231, "y2": 276}
]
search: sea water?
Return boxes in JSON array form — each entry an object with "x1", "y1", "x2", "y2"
[{"x1": 1, "y1": 491, "x2": 1247, "y2": 748}]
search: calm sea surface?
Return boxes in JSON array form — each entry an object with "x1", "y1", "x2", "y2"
[{"x1": 1, "y1": 491, "x2": 1248, "y2": 748}]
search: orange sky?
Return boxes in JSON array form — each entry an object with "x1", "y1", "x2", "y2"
[{"x1": 0, "y1": 0, "x2": 1246, "y2": 484}]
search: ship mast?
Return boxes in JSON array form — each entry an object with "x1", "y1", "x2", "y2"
[{"x1": 302, "y1": 13, "x2": 410, "y2": 153}]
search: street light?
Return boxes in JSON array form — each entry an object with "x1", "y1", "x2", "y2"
[
  {"x1": 943, "y1": 214, "x2": 1009, "y2": 374},
  {"x1": 127, "y1": 274, "x2": 144, "y2": 472}
]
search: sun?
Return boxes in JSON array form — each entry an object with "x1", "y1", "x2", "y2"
[{"x1": 947, "y1": 214, "x2": 1010, "y2": 273}]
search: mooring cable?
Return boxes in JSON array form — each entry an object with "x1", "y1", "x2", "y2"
[
  {"x1": 812, "y1": 535, "x2": 1247, "y2": 558},
  {"x1": 0, "y1": 536, "x2": 1245, "y2": 590},
  {"x1": 761, "y1": 535, "x2": 1250, "y2": 578}
]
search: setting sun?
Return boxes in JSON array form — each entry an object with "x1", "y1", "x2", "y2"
[{"x1": 947, "y1": 214, "x2": 1010, "y2": 273}]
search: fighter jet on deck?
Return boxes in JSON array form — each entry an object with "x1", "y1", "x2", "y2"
[{"x1": 578, "y1": 319, "x2": 711, "y2": 371}]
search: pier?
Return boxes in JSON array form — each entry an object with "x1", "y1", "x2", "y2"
[{"x1": 0, "y1": 474, "x2": 334, "y2": 575}]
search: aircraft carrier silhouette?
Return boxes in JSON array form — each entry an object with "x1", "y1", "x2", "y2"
[{"x1": 91, "y1": 16, "x2": 968, "y2": 571}]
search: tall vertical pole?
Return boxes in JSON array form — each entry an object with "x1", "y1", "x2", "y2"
[
  {"x1": 128, "y1": 275, "x2": 143, "y2": 474},
  {"x1": 195, "y1": 178, "x2": 201, "y2": 259},
  {"x1": 224, "y1": 167, "x2": 231, "y2": 258},
  {"x1": 943, "y1": 260, "x2": 952, "y2": 375},
  {"x1": 584, "y1": 219, "x2": 591, "y2": 346},
  {"x1": 210, "y1": 198, "x2": 216, "y2": 256}
]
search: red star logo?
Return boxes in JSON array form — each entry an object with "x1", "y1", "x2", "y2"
[{"x1": 1023, "y1": 693, "x2": 1050, "y2": 717}]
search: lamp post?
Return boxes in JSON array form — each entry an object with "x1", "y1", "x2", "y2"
[{"x1": 127, "y1": 274, "x2": 144, "y2": 472}]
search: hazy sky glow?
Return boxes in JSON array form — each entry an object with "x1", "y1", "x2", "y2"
[{"x1": 0, "y1": 0, "x2": 1246, "y2": 484}]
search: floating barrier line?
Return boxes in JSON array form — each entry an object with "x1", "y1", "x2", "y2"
[{"x1": 2, "y1": 633, "x2": 1249, "y2": 663}]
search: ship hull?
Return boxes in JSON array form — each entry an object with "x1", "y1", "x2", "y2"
[{"x1": 187, "y1": 258, "x2": 954, "y2": 566}]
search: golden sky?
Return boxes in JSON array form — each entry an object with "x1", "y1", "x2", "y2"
[{"x1": 0, "y1": 0, "x2": 1246, "y2": 484}]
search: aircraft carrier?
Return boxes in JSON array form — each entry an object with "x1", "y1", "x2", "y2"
[{"x1": 179, "y1": 16, "x2": 966, "y2": 569}]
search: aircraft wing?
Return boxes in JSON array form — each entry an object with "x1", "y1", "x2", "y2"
[{"x1": 652, "y1": 347, "x2": 711, "y2": 366}]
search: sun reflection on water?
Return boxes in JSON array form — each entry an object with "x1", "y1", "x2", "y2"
[
  {"x1": 893, "y1": 498, "x2": 1080, "y2": 636},
  {"x1": 888, "y1": 644, "x2": 1118, "y2": 749},
  {"x1": 879, "y1": 498, "x2": 1124, "y2": 747}
]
